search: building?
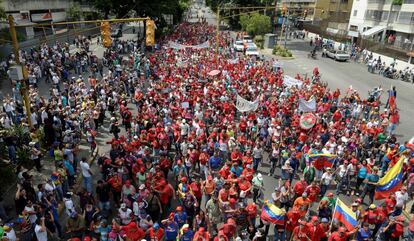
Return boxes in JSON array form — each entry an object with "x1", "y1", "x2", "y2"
[
  {"x1": 1, "y1": 0, "x2": 95, "y2": 39},
  {"x1": 348, "y1": 0, "x2": 414, "y2": 55},
  {"x1": 280, "y1": 0, "x2": 316, "y2": 19}
]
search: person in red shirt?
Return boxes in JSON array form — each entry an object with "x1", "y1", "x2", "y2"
[
  {"x1": 147, "y1": 223, "x2": 164, "y2": 241},
  {"x1": 306, "y1": 216, "x2": 324, "y2": 241},
  {"x1": 190, "y1": 178, "x2": 203, "y2": 205},
  {"x1": 193, "y1": 227, "x2": 210, "y2": 241},
  {"x1": 384, "y1": 194, "x2": 396, "y2": 214},
  {"x1": 293, "y1": 177, "x2": 308, "y2": 198},
  {"x1": 319, "y1": 218, "x2": 330, "y2": 241},
  {"x1": 121, "y1": 221, "x2": 145, "y2": 241},
  {"x1": 305, "y1": 181, "x2": 321, "y2": 203},
  {"x1": 286, "y1": 209, "x2": 301, "y2": 239},
  {"x1": 107, "y1": 174, "x2": 122, "y2": 206},
  {"x1": 328, "y1": 227, "x2": 357, "y2": 241},
  {"x1": 292, "y1": 220, "x2": 309, "y2": 241},
  {"x1": 364, "y1": 204, "x2": 379, "y2": 232}
]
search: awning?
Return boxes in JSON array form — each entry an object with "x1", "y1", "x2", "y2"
[
  {"x1": 361, "y1": 26, "x2": 386, "y2": 37},
  {"x1": 348, "y1": 31, "x2": 359, "y2": 37},
  {"x1": 326, "y1": 28, "x2": 339, "y2": 34}
]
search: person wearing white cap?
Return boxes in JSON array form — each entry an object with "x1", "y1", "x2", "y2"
[{"x1": 252, "y1": 173, "x2": 264, "y2": 202}]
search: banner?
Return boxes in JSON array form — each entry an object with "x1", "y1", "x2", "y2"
[
  {"x1": 298, "y1": 98, "x2": 316, "y2": 112},
  {"x1": 236, "y1": 95, "x2": 259, "y2": 112},
  {"x1": 283, "y1": 75, "x2": 303, "y2": 88},
  {"x1": 167, "y1": 41, "x2": 210, "y2": 50}
]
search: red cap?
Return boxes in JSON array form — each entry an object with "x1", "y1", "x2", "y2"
[
  {"x1": 207, "y1": 175, "x2": 213, "y2": 181},
  {"x1": 229, "y1": 198, "x2": 237, "y2": 204},
  {"x1": 181, "y1": 176, "x2": 187, "y2": 183},
  {"x1": 327, "y1": 192, "x2": 334, "y2": 197},
  {"x1": 176, "y1": 206, "x2": 183, "y2": 211}
]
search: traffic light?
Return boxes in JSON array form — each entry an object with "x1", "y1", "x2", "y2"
[
  {"x1": 100, "y1": 21, "x2": 112, "y2": 48},
  {"x1": 146, "y1": 20, "x2": 155, "y2": 47}
]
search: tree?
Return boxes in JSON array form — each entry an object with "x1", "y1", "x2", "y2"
[
  {"x1": 239, "y1": 14, "x2": 250, "y2": 31},
  {"x1": 67, "y1": 3, "x2": 83, "y2": 20},
  {"x1": 0, "y1": 0, "x2": 6, "y2": 20},
  {"x1": 245, "y1": 13, "x2": 271, "y2": 36}
]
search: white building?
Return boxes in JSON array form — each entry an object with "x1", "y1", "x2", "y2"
[
  {"x1": 348, "y1": 0, "x2": 414, "y2": 55},
  {"x1": 1, "y1": 0, "x2": 94, "y2": 39}
]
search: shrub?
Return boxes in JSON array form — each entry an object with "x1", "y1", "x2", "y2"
[
  {"x1": 272, "y1": 45, "x2": 293, "y2": 57},
  {"x1": 254, "y1": 35, "x2": 264, "y2": 49}
]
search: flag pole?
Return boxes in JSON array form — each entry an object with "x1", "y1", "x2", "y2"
[{"x1": 329, "y1": 198, "x2": 339, "y2": 233}]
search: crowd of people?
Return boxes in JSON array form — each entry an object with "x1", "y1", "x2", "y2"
[{"x1": 0, "y1": 15, "x2": 413, "y2": 241}]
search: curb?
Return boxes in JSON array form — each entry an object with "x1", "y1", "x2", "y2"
[{"x1": 57, "y1": 147, "x2": 99, "y2": 216}]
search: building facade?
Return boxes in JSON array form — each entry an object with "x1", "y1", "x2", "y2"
[
  {"x1": 348, "y1": 0, "x2": 414, "y2": 52},
  {"x1": 1, "y1": 0, "x2": 94, "y2": 39}
]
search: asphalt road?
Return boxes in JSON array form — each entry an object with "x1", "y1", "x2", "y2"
[{"x1": 272, "y1": 40, "x2": 414, "y2": 140}]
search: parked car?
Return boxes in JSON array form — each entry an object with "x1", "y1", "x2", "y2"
[
  {"x1": 242, "y1": 35, "x2": 253, "y2": 43},
  {"x1": 234, "y1": 40, "x2": 244, "y2": 52},
  {"x1": 245, "y1": 43, "x2": 259, "y2": 56},
  {"x1": 325, "y1": 49, "x2": 350, "y2": 61}
]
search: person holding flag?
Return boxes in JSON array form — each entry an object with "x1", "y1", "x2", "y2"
[
  {"x1": 374, "y1": 156, "x2": 404, "y2": 201},
  {"x1": 332, "y1": 198, "x2": 358, "y2": 232},
  {"x1": 360, "y1": 167, "x2": 380, "y2": 204}
]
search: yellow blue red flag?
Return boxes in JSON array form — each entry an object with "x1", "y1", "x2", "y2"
[
  {"x1": 333, "y1": 198, "x2": 358, "y2": 231},
  {"x1": 375, "y1": 157, "x2": 404, "y2": 200},
  {"x1": 260, "y1": 201, "x2": 286, "y2": 225}
]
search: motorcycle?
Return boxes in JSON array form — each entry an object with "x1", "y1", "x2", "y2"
[
  {"x1": 383, "y1": 67, "x2": 399, "y2": 79},
  {"x1": 400, "y1": 67, "x2": 412, "y2": 82}
]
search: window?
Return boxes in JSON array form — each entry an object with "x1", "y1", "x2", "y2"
[
  {"x1": 405, "y1": 0, "x2": 414, "y2": 3},
  {"x1": 349, "y1": 25, "x2": 358, "y2": 31},
  {"x1": 365, "y1": 10, "x2": 382, "y2": 21},
  {"x1": 353, "y1": 10, "x2": 358, "y2": 16},
  {"x1": 397, "y1": 11, "x2": 414, "y2": 24},
  {"x1": 381, "y1": 11, "x2": 389, "y2": 20}
]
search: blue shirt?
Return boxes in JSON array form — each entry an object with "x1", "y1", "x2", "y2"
[
  {"x1": 358, "y1": 166, "x2": 367, "y2": 179},
  {"x1": 366, "y1": 173, "x2": 379, "y2": 183},
  {"x1": 357, "y1": 228, "x2": 371, "y2": 241},
  {"x1": 230, "y1": 166, "x2": 243, "y2": 177},
  {"x1": 209, "y1": 156, "x2": 222, "y2": 170},
  {"x1": 174, "y1": 212, "x2": 188, "y2": 227},
  {"x1": 180, "y1": 230, "x2": 194, "y2": 241},
  {"x1": 165, "y1": 222, "x2": 178, "y2": 240},
  {"x1": 64, "y1": 160, "x2": 75, "y2": 176}
]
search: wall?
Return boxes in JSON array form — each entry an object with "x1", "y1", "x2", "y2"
[
  {"x1": 2, "y1": 0, "x2": 74, "y2": 12},
  {"x1": 348, "y1": 0, "x2": 368, "y2": 32},
  {"x1": 308, "y1": 31, "x2": 414, "y2": 69}
]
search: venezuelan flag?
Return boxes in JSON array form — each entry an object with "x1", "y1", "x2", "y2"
[
  {"x1": 333, "y1": 199, "x2": 358, "y2": 231},
  {"x1": 375, "y1": 156, "x2": 404, "y2": 200},
  {"x1": 308, "y1": 153, "x2": 336, "y2": 167},
  {"x1": 260, "y1": 201, "x2": 286, "y2": 225}
]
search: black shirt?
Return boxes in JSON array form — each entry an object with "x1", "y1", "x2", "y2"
[{"x1": 96, "y1": 184, "x2": 111, "y2": 202}]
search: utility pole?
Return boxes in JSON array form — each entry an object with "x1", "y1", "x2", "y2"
[
  {"x1": 8, "y1": 15, "x2": 33, "y2": 129},
  {"x1": 216, "y1": 7, "x2": 220, "y2": 65}
]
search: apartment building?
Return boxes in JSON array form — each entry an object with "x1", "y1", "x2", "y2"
[
  {"x1": 348, "y1": 0, "x2": 414, "y2": 52},
  {"x1": 281, "y1": 0, "x2": 317, "y2": 19},
  {"x1": 1, "y1": 0, "x2": 94, "y2": 39}
]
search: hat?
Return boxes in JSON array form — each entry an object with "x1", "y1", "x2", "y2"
[
  {"x1": 153, "y1": 223, "x2": 160, "y2": 229},
  {"x1": 257, "y1": 173, "x2": 263, "y2": 181},
  {"x1": 369, "y1": 204, "x2": 376, "y2": 209},
  {"x1": 311, "y1": 216, "x2": 319, "y2": 222},
  {"x1": 120, "y1": 203, "x2": 127, "y2": 209},
  {"x1": 29, "y1": 142, "x2": 36, "y2": 146},
  {"x1": 182, "y1": 224, "x2": 190, "y2": 231},
  {"x1": 229, "y1": 198, "x2": 237, "y2": 204},
  {"x1": 351, "y1": 202, "x2": 359, "y2": 207},
  {"x1": 207, "y1": 175, "x2": 213, "y2": 181},
  {"x1": 299, "y1": 220, "x2": 307, "y2": 225},
  {"x1": 176, "y1": 206, "x2": 183, "y2": 212},
  {"x1": 321, "y1": 218, "x2": 329, "y2": 223},
  {"x1": 302, "y1": 192, "x2": 308, "y2": 197},
  {"x1": 139, "y1": 184, "x2": 146, "y2": 190}
]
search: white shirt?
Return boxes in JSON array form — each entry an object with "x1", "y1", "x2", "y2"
[
  {"x1": 321, "y1": 172, "x2": 333, "y2": 185},
  {"x1": 119, "y1": 208, "x2": 133, "y2": 225},
  {"x1": 5, "y1": 229, "x2": 17, "y2": 241},
  {"x1": 24, "y1": 206, "x2": 37, "y2": 224},
  {"x1": 395, "y1": 191, "x2": 409, "y2": 207},
  {"x1": 80, "y1": 161, "x2": 91, "y2": 178},
  {"x1": 35, "y1": 224, "x2": 48, "y2": 241}
]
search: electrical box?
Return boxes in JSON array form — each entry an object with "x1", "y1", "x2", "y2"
[{"x1": 8, "y1": 65, "x2": 23, "y2": 80}]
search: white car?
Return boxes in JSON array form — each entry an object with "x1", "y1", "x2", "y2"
[
  {"x1": 233, "y1": 40, "x2": 244, "y2": 52},
  {"x1": 245, "y1": 44, "x2": 259, "y2": 56},
  {"x1": 242, "y1": 35, "x2": 253, "y2": 43},
  {"x1": 325, "y1": 49, "x2": 350, "y2": 61}
]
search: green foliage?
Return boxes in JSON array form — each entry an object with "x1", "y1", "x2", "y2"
[
  {"x1": 67, "y1": 3, "x2": 83, "y2": 20},
  {"x1": 239, "y1": 13, "x2": 271, "y2": 37},
  {"x1": 0, "y1": 0, "x2": 5, "y2": 20},
  {"x1": 272, "y1": 45, "x2": 292, "y2": 57},
  {"x1": 0, "y1": 28, "x2": 25, "y2": 45},
  {"x1": 254, "y1": 35, "x2": 264, "y2": 49},
  {"x1": 239, "y1": 14, "x2": 250, "y2": 32},
  {"x1": 0, "y1": 162, "x2": 16, "y2": 194},
  {"x1": 392, "y1": 0, "x2": 402, "y2": 4}
]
